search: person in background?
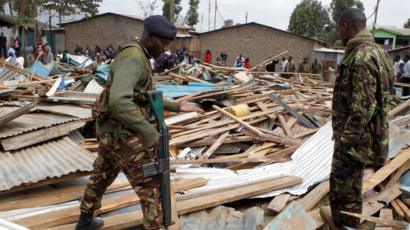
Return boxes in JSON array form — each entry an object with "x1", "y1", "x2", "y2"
[
  {"x1": 244, "y1": 57, "x2": 251, "y2": 69},
  {"x1": 266, "y1": 58, "x2": 279, "y2": 72},
  {"x1": 13, "y1": 36, "x2": 21, "y2": 52},
  {"x1": 15, "y1": 50, "x2": 24, "y2": 69},
  {"x1": 298, "y1": 57, "x2": 310, "y2": 73},
  {"x1": 235, "y1": 54, "x2": 245, "y2": 67},
  {"x1": 42, "y1": 45, "x2": 54, "y2": 64},
  {"x1": 24, "y1": 44, "x2": 34, "y2": 67},
  {"x1": 393, "y1": 55, "x2": 405, "y2": 80},
  {"x1": 285, "y1": 56, "x2": 296, "y2": 73},
  {"x1": 402, "y1": 55, "x2": 410, "y2": 97},
  {"x1": 280, "y1": 57, "x2": 288, "y2": 72},
  {"x1": 85, "y1": 45, "x2": 91, "y2": 57},
  {"x1": 216, "y1": 56, "x2": 222, "y2": 66},
  {"x1": 311, "y1": 58, "x2": 322, "y2": 74},
  {"x1": 0, "y1": 32, "x2": 7, "y2": 58},
  {"x1": 75, "y1": 45, "x2": 83, "y2": 55},
  {"x1": 5, "y1": 45, "x2": 16, "y2": 64},
  {"x1": 204, "y1": 50, "x2": 212, "y2": 63},
  {"x1": 220, "y1": 51, "x2": 228, "y2": 66}
]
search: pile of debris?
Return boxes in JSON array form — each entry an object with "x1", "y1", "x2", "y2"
[{"x1": 0, "y1": 54, "x2": 410, "y2": 230}]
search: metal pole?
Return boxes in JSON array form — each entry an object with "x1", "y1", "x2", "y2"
[
  {"x1": 245, "y1": 12, "x2": 248, "y2": 24},
  {"x1": 208, "y1": 0, "x2": 211, "y2": 31},
  {"x1": 372, "y1": 0, "x2": 381, "y2": 38},
  {"x1": 214, "y1": 0, "x2": 217, "y2": 30}
]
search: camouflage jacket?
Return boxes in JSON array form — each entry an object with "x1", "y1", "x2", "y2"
[
  {"x1": 332, "y1": 29, "x2": 394, "y2": 166},
  {"x1": 96, "y1": 41, "x2": 180, "y2": 149},
  {"x1": 298, "y1": 63, "x2": 310, "y2": 73}
]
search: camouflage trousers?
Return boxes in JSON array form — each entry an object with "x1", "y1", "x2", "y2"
[
  {"x1": 329, "y1": 144, "x2": 364, "y2": 229},
  {"x1": 80, "y1": 134, "x2": 163, "y2": 230}
]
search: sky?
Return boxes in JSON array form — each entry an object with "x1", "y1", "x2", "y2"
[{"x1": 98, "y1": 0, "x2": 409, "y2": 32}]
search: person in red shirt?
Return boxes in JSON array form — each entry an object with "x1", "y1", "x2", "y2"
[
  {"x1": 244, "y1": 57, "x2": 251, "y2": 69},
  {"x1": 204, "y1": 50, "x2": 212, "y2": 63}
]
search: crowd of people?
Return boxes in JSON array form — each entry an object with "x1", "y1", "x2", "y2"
[{"x1": 394, "y1": 54, "x2": 410, "y2": 96}]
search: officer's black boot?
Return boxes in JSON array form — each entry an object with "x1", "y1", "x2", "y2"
[{"x1": 75, "y1": 212, "x2": 104, "y2": 230}]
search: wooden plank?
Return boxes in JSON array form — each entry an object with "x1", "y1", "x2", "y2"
[
  {"x1": 363, "y1": 184, "x2": 401, "y2": 217},
  {"x1": 199, "y1": 131, "x2": 229, "y2": 160},
  {"x1": 278, "y1": 115, "x2": 291, "y2": 136},
  {"x1": 391, "y1": 199, "x2": 405, "y2": 218},
  {"x1": 375, "y1": 209, "x2": 393, "y2": 230},
  {"x1": 297, "y1": 180, "x2": 329, "y2": 211},
  {"x1": 386, "y1": 158, "x2": 410, "y2": 187},
  {"x1": 341, "y1": 211, "x2": 409, "y2": 229},
  {"x1": 0, "y1": 102, "x2": 37, "y2": 127},
  {"x1": 268, "y1": 193, "x2": 291, "y2": 213},
  {"x1": 213, "y1": 105, "x2": 265, "y2": 136},
  {"x1": 51, "y1": 176, "x2": 302, "y2": 230},
  {"x1": 169, "y1": 186, "x2": 180, "y2": 230},
  {"x1": 395, "y1": 199, "x2": 410, "y2": 222},
  {"x1": 170, "y1": 117, "x2": 268, "y2": 146},
  {"x1": 14, "y1": 179, "x2": 206, "y2": 229},
  {"x1": 389, "y1": 99, "x2": 410, "y2": 117},
  {"x1": 172, "y1": 157, "x2": 268, "y2": 165},
  {"x1": 293, "y1": 128, "x2": 319, "y2": 139},
  {"x1": 0, "y1": 171, "x2": 91, "y2": 195},
  {"x1": 0, "y1": 179, "x2": 130, "y2": 212},
  {"x1": 256, "y1": 101, "x2": 276, "y2": 120},
  {"x1": 362, "y1": 148, "x2": 410, "y2": 193},
  {"x1": 172, "y1": 178, "x2": 208, "y2": 193},
  {"x1": 14, "y1": 190, "x2": 140, "y2": 229},
  {"x1": 181, "y1": 135, "x2": 258, "y2": 148},
  {"x1": 45, "y1": 76, "x2": 62, "y2": 97},
  {"x1": 1, "y1": 120, "x2": 86, "y2": 150},
  {"x1": 177, "y1": 176, "x2": 301, "y2": 215},
  {"x1": 308, "y1": 209, "x2": 324, "y2": 229}
]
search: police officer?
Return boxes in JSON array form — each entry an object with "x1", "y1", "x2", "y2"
[
  {"x1": 75, "y1": 15, "x2": 204, "y2": 230},
  {"x1": 326, "y1": 8, "x2": 394, "y2": 229}
]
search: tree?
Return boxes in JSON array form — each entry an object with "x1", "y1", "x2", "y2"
[
  {"x1": 404, "y1": 18, "x2": 410, "y2": 29},
  {"x1": 221, "y1": 19, "x2": 234, "y2": 28},
  {"x1": 330, "y1": 0, "x2": 364, "y2": 24},
  {"x1": 288, "y1": 0, "x2": 331, "y2": 38},
  {"x1": 162, "y1": 0, "x2": 182, "y2": 22},
  {"x1": 185, "y1": 0, "x2": 199, "y2": 27},
  {"x1": 136, "y1": 0, "x2": 158, "y2": 18}
]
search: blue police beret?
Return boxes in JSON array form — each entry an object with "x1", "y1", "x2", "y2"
[{"x1": 144, "y1": 15, "x2": 177, "y2": 40}]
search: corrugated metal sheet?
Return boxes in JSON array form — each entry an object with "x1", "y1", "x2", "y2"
[
  {"x1": 175, "y1": 121, "x2": 334, "y2": 197},
  {"x1": 84, "y1": 79, "x2": 104, "y2": 94},
  {"x1": 34, "y1": 103, "x2": 92, "y2": 119},
  {"x1": 0, "y1": 66, "x2": 21, "y2": 81},
  {"x1": 0, "y1": 112, "x2": 80, "y2": 139},
  {"x1": 0, "y1": 137, "x2": 96, "y2": 191}
]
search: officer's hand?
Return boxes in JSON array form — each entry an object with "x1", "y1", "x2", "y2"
[{"x1": 180, "y1": 101, "x2": 205, "y2": 114}]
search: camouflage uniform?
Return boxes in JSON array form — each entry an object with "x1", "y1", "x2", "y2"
[
  {"x1": 285, "y1": 60, "x2": 296, "y2": 73},
  {"x1": 80, "y1": 41, "x2": 180, "y2": 230},
  {"x1": 330, "y1": 29, "x2": 394, "y2": 228},
  {"x1": 311, "y1": 62, "x2": 322, "y2": 74},
  {"x1": 298, "y1": 62, "x2": 310, "y2": 73}
]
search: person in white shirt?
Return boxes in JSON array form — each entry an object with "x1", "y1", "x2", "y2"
[
  {"x1": 393, "y1": 55, "x2": 405, "y2": 79},
  {"x1": 15, "y1": 51, "x2": 24, "y2": 69},
  {"x1": 280, "y1": 57, "x2": 288, "y2": 72},
  {"x1": 400, "y1": 55, "x2": 410, "y2": 96}
]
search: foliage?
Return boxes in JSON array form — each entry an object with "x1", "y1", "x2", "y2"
[
  {"x1": 222, "y1": 19, "x2": 234, "y2": 28},
  {"x1": 162, "y1": 0, "x2": 182, "y2": 21},
  {"x1": 330, "y1": 0, "x2": 364, "y2": 24},
  {"x1": 404, "y1": 18, "x2": 410, "y2": 29},
  {"x1": 288, "y1": 0, "x2": 331, "y2": 38},
  {"x1": 136, "y1": 0, "x2": 158, "y2": 18},
  {"x1": 185, "y1": 0, "x2": 199, "y2": 27},
  {"x1": 333, "y1": 39, "x2": 343, "y2": 47}
]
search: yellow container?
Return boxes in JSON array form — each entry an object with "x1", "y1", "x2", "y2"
[{"x1": 229, "y1": 104, "x2": 251, "y2": 117}]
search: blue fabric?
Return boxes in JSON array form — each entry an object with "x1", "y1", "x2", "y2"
[{"x1": 27, "y1": 61, "x2": 55, "y2": 77}]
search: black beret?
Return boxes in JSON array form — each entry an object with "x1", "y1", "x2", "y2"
[{"x1": 144, "y1": 15, "x2": 177, "y2": 40}]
